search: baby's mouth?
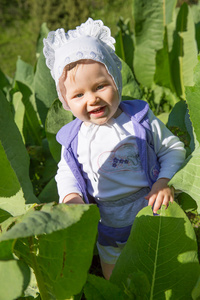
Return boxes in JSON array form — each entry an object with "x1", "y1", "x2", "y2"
[{"x1": 89, "y1": 106, "x2": 105, "y2": 114}]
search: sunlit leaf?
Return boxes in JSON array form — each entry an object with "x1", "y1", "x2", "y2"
[
  {"x1": 132, "y1": 0, "x2": 176, "y2": 87},
  {"x1": 170, "y1": 57, "x2": 200, "y2": 207},
  {"x1": 0, "y1": 204, "x2": 99, "y2": 299},
  {"x1": 34, "y1": 52, "x2": 58, "y2": 126},
  {"x1": 111, "y1": 202, "x2": 200, "y2": 299},
  {"x1": 14, "y1": 58, "x2": 34, "y2": 91},
  {"x1": 121, "y1": 60, "x2": 142, "y2": 100},
  {"x1": 0, "y1": 260, "x2": 30, "y2": 300},
  {"x1": 84, "y1": 274, "x2": 124, "y2": 300},
  {"x1": 45, "y1": 99, "x2": 73, "y2": 162},
  {"x1": 0, "y1": 90, "x2": 39, "y2": 204}
]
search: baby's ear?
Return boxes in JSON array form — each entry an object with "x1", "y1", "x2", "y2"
[
  {"x1": 58, "y1": 73, "x2": 67, "y2": 100},
  {"x1": 56, "y1": 68, "x2": 71, "y2": 111}
]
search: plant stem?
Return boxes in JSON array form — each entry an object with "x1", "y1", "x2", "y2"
[{"x1": 28, "y1": 236, "x2": 51, "y2": 300}]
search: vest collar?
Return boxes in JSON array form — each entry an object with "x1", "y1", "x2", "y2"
[
  {"x1": 119, "y1": 100, "x2": 149, "y2": 122},
  {"x1": 57, "y1": 100, "x2": 149, "y2": 148}
]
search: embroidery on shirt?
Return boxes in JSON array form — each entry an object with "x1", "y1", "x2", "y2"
[
  {"x1": 150, "y1": 165, "x2": 159, "y2": 181},
  {"x1": 98, "y1": 143, "x2": 141, "y2": 173}
]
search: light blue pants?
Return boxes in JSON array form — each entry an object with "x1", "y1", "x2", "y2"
[{"x1": 96, "y1": 187, "x2": 150, "y2": 264}]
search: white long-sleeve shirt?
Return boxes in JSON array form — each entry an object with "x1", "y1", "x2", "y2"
[{"x1": 55, "y1": 109, "x2": 186, "y2": 203}]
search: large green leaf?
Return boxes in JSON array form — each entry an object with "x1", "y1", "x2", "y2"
[
  {"x1": 14, "y1": 58, "x2": 35, "y2": 92},
  {"x1": 0, "y1": 189, "x2": 29, "y2": 217},
  {"x1": 154, "y1": 28, "x2": 175, "y2": 92},
  {"x1": 153, "y1": 1, "x2": 177, "y2": 92},
  {"x1": 121, "y1": 59, "x2": 142, "y2": 100},
  {"x1": 45, "y1": 99, "x2": 74, "y2": 163},
  {"x1": 192, "y1": 275, "x2": 200, "y2": 300},
  {"x1": 0, "y1": 90, "x2": 39, "y2": 204},
  {"x1": 0, "y1": 203, "x2": 99, "y2": 299},
  {"x1": 177, "y1": 192, "x2": 198, "y2": 213},
  {"x1": 0, "y1": 68, "x2": 11, "y2": 90},
  {"x1": 36, "y1": 22, "x2": 49, "y2": 56},
  {"x1": 84, "y1": 274, "x2": 124, "y2": 300},
  {"x1": 170, "y1": 4, "x2": 198, "y2": 99},
  {"x1": 185, "y1": 75, "x2": 200, "y2": 142},
  {"x1": 165, "y1": 0, "x2": 177, "y2": 25},
  {"x1": 170, "y1": 147, "x2": 200, "y2": 210},
  {"x1": 13, "y1": 58, "x2": 43, "y2": 143},
  {"x1": 110, "y1": 202, "x2": 200, "y2": 299},
  {"x1": 12, "y1": 91, "x2": 25, "y2": 142},
  {"x1": 170, "y1": 57, "x2": 200, "y2": 207},
  {"x1": 0, "y1": 140, "x2": 20, "y2": 198},
  {"x1": 191, "y1": 3, "x2": 200, "y2": 53},
  {"x1": 0, "y1": 260, "x2": 30, "y2": 300},
  {"x1": 35, "y1": 138, "x2": 58, "y2": 190},
  {"x1": 38, "y1": 177, "x2": 58, "y2": 203},
  {"x1": 34, "y1": 52, "x2": 58, "y2": 126},
  {"x1": 180, "y1": 5, "x2": 198, "y2": 89},
  {"x1": 0, "y1": 199, "x2": 31, "y2": 300},
  {"x1": 115, "y1": 18, "x2": 134, "y2": 72},
  {"x1": 0, "y1": 209, "x2": 12, "y2": 223},
  {"x1": 132, "y1": 0, "x2": 176, "y2": 87},
  {"x1": 167, "y1": 100, "x2": 193, "y2": 155},
  {"x1": 14, "y1": 81, "x2": 43, "y2": 146}
]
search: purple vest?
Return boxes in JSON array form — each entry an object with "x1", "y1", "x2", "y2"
[{"x1": 56, "y1": 100, "x2": 160, "y2": 203}]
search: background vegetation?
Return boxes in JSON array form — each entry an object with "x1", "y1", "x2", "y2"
[
  {"x1": 1, "y1": 0, "x2": 198, "y2": 77},
  {"x1": 0, "y1": 0, "x2": 133, "y2": 77},
  {"x1": 1, "y1": 0, "x2": 200, "y2": 299}
]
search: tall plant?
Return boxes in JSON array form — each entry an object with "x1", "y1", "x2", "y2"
[
  {"x1": 0, "y1": 0, "x2": 200, "y2": 298},
  {"x1": 116, "y1": 0, "x2": 200, "y2": 211},
  {"x1": 116, "y1": 0, "x2": 199, "y2": 116}
]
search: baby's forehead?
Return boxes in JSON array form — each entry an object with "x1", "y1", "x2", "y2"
[
  {"x1": 62, "y1": 61, "x2": 87, "y2": 84},
  {"x1": 66, "y1": 59, "x2": 105, "y2": 72},
  {"x1": 62, "y1": 60, "x2": 108, "y2": 83}
]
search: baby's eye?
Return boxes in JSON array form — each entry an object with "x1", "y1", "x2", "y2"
[
  {"x1": 96, "y1": 84, "x2": 105, "y2": 90},
  {"x1": 74, "y1": 93, "x2": 83, "y2": 98}
]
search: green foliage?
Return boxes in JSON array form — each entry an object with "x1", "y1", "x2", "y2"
[
  {"x1": 121, "y1": 59, "x2": 143, "y2": 100},
  {"x1": 0, "y1": 0, "x2": 200, "y2": 298},
  {"x1": 111, "y1": 202, "x2": 200, "y2": 299},
  {"x1": 0, "y1": 0, "x2": 30, "y2": 26},
  {"x1": 0, "y1": 0, "x2": 136, "y2": 79},
  {"x1": 170, "y1": 57, "x2": 200, "y2": 210},
  {"x1": 34, "y1": 52, "x2": 58, "y2": 127},
  {"x1": 129, "y1": 0, "x2": 198, "y2": 116},
  {"x1": 0, "y1": 260, "x2": 30, "y2": 300},
  {"x1": 0, "y1": 198, "x2": 199, "y2": 299},
  {"x1": 84, "y1": 274, "x2": 124, "y2": 299},
  {"x1": 45, "y1": 99, "x2": 74, "y2": 163},
  {"x1": 0, "y1": 201, "x2": 99, "y2": 299},
  {"x1": 113, "y1": 18, "x2": 134, "y2": 73},
  {"x1": 0, "y1": 90, "x2": 38, "y2": 204},
  {"x1": 0, "y1": 0, "x2": 91, "y2": 77}
]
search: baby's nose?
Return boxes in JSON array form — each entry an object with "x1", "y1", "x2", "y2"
[{"x1": 88, "y1": 93, "x2": 99, "y2": 105}]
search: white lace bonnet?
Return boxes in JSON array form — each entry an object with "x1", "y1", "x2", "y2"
[{"x1": 43, "y1": 18, "x2": 122, "y2": 110}]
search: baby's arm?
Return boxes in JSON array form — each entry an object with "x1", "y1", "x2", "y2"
[
  {"x1": 145, "y1": 178, "x2": 174, "y2": 213},
  {"x1": 145, "y1": 110, "x2": 185, "y2": 213},
  {"x1": 56, "y1": 146, "x2": 84, "y2": 204},
  {"x1": 62, "y1": 193, "x2": 85, "y2": 204}
]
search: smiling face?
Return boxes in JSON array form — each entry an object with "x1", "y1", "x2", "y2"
[{"x1": 61, "y1": 60, "x2": 121, "y2": 126}]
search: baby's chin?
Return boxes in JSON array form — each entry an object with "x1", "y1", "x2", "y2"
[{"x1": 83, "y1": 119, "x2": 108, "y2": 126}]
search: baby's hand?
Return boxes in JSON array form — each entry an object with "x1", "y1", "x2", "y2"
[
  {"x1": 62, "y1": 193, "x2": 85, "y2": 204},
  {"x1": 145, "y1": 178, "x2": 174, "y2": 214}
]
